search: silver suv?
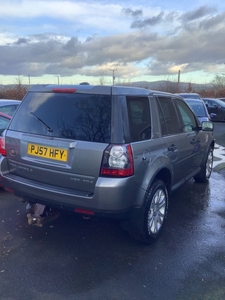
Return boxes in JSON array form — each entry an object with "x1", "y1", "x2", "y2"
[{"x1": 0, "y1": 85, "x2": 214, "y2": 243}]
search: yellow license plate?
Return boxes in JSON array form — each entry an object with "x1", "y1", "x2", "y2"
[{"x1": 27, "y1": 143, "x2": 68, "y2": 162}]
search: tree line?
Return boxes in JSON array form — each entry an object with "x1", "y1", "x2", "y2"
[{"x1": 1, "y1": 74, "x2": 225, "y2": 100}]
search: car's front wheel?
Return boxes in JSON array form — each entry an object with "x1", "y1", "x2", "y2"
[{"x1": 129, "y1": 180, "x2": 168, "y2": 244}]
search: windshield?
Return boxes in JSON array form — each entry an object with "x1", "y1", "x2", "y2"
[
  {"x1": 9, "y1": 92, "x2": 112, "y2": 143},
  {"x1": 185, "y1": 100, "x2": 207, "y2": 117},
  {"x1": 215, "y1": 99, "x2": 225, "y2": 107}
]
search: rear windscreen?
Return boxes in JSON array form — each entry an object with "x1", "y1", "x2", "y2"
[{"x1": 9, "y1": 92, "x2": 112, "y2": 143}]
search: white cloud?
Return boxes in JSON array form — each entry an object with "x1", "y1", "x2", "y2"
[{"x1": 0, "y1": 0, "x2": 225, "y2": 84}]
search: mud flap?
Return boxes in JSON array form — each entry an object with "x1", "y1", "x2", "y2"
[{"x1": 120, "y1": 204, "x2": 146, "y2": 234}]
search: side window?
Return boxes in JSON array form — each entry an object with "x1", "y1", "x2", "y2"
[
  {"x1": 175, "y1": 99, "x2": 198, "y2": 132},
  {"x1": 208, "y1": 100, "x2": 213, "y2": 107},
  {"x1": 205, "y1": 100, "x2": 215, "y2": 108},
  {"x1": 0, "y1": 105, "x2": 17, "y2": 116},
  {"x1": 126, "y1": 97, "x2": 151, "y2": 142},
  {"x1": 204, "y1": 100, "x2": 209, "y2": 107},
  {"x1": 156, "y1": 96, "x2": 181, "y2": 136}
]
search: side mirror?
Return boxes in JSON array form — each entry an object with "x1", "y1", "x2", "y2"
[
  {"x1": 213, "y1": 104, "x2": 220, "y2": 108},
  {"x1": 201, "y1": 121, "x2": 214, "y2": 131},
  {"x1": 210, "y1": 113, "x2": 217, "y2": 118}
]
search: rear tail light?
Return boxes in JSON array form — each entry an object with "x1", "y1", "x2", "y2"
[
  {"x1": 4, "y1": 187, "x2": 14, "y2": 193},
  {"x1": 0, "y1": 134, "x2": 6, "y2": 156},
  {"x1": 74, "y1": 208, "x2": 94, "y2": 215},
  {"x1": 100, "y1": 144, "x2": 134, "y2": 177}
]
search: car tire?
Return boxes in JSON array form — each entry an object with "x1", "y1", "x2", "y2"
[
  {"x1": 129, "y1": 180, "x2": 168, "y2": 244},
  {"x1": 194, "y1": 146, "x2": 213, "y2": 183}
]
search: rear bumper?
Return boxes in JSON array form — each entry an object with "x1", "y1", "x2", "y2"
[{"x1": 0, "y1": 170, "x2": 146, "y2": 220}]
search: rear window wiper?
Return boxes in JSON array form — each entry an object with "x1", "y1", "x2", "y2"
[{"x1": 30, "y1": 112, "x2": 53, "y2": 132}]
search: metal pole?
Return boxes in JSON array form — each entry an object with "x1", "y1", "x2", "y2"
[{"x1": 110, "y1": 69, "x2": 116, "y2": 85}]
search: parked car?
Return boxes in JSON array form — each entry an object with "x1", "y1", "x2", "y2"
[
  {"x1": 218, "y1": 98, "x2": 225, "y2": 102},
  {"x1": 183, "y1": 98, "x2": 216, "y2": 123},
  {"x1": 175, "y1": 93, "x2": 201, "y2": 100},
  {"x1": 0, "y1": 112, "x2": 12, "y2": 135},
  {"x1": 0, "y1": 112, "x2": 12, "y2": 188},
  {"x1": 202, "y1": 98, "x2": 225, "y2": 122},
  {"x1": 0, "y1": 85, "x2": 215, "y2": 243},
  {"x1": 0, "y1": 99, "x2": 21, "y2": 116}
]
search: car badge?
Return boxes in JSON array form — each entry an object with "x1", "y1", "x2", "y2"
[{"x1": 9, "y1": 149, "x2": 16, "y2": 156}]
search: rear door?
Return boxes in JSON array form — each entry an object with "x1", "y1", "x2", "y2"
[{"x1": 156, "y1": 96, "x2": 200, "y2": 185}]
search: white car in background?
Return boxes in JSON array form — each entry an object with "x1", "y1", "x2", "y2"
[{"x1": 0, "y1": 99, "x2": 21, "y2": 116}]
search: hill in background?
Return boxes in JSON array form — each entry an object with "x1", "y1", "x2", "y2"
[
  {"x1": 0, "y1": 80, "x2": 213, "y2": 94},
  {"x1": 126, "y1": 80, "x2": 212, "y2": 91}
]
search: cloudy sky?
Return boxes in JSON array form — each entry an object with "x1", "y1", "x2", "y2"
[{"x1": 1, "y1": 0, "x2": 225, "y2": 85}]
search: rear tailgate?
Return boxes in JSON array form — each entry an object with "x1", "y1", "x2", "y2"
[{"x1": 5, "y1": 130, "x2": 107, "y2": 195}]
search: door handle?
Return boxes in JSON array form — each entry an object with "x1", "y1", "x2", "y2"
[
  {"x1": 168, "y1": 144, "x2": 177, "y2": 152},
  {"x1": 190, "y1": 139, "x2": 200, "y2": 145}
]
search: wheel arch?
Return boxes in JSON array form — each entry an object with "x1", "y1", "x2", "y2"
[
  {"x1": 152, "y1": 167, "x2": 172, "y2": 195},
  {"x1": 193, "y1": 140, "x2": 215, "y2": 183},
  {"x1": 121, "y1": 167, "x2": 172, "y2": 236},
  {"x1": 201, "y1": 140, "x2": 215, "y2": 166}
]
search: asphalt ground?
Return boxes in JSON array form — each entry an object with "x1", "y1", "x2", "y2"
[{"x1": 213, "y1": 122, "x2": 225, "y2": 175}]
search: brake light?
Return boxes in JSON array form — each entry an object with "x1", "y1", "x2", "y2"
[
  {"x1": 4, "y1": 187, "x2": 14, "y2": 193},
  {"x1": 100, "y1": 144, "x2": 134, "y2": 177},
  {"x1": 0, "y1": 135, "x2": 6, "y2": 156},
  {"x1": 74, "y1": 208, "x2": 94, "y2": 215},
  {"x1": 52, "y1": 88, "x2": 76, "y2": 93}
]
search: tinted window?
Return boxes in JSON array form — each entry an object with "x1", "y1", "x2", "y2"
[
  {"x1": 204, "y1": 100, "x2": 214, "y2": 107},
  {"x1": 0, "y1": 115, "x2": 11, "y2": 134},
  {"x1": 157, "y1": 96, "x2": 181, "y2": 136},
  {"x1": 0, "y1": 104, "x2": 19, "y2": 116},
  {"x1": 204, "y1": 99, "x2": 225, "y2": 108},
  {"x1": 185, "y1": 100, "x2": 206, "y2": 117},
  {"x1": 126, "y1": 97, "x2": 151, "y2": 142},
  {"x1": 9, "y1": 92, "x2": 111, "y2": 143},
  {"x1": 175, "y1": 99, "x2": 197, "y2": 132}
]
